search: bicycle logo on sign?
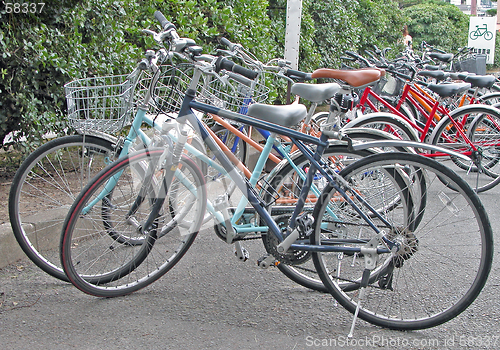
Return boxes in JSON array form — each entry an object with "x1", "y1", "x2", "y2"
[{"x1": 469, "y1": 24, "x2": 493, "y2": 41}]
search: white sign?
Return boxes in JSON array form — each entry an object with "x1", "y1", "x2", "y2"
[{"x1": 468, "y1": 16, "x2": 496, "y2": 64}]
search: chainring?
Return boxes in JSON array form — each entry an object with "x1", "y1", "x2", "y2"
[{"x1": 262, "y1": 214, "x2": 311, "y2": 265}]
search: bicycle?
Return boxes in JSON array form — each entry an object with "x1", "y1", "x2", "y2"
[
  {"x1": 7, "y1": 51, "x2": 244, "y2": 281},
  {"x1": 470, "y1": 24, "x2": 494, "y2": 41},
  {"x1": 8, "y1": 28, "x2": 394, "y2": 289},
  {"x1": 59, "y1": 12, "x2": 493, "y2": 333},
  {"x1": 327, "y1": 64, "x2": 500, "y2": 192}
]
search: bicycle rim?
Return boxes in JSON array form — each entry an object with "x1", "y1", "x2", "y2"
[
  {"x1": 8, "y1": 134, "x2": 116, "y2": 281},
  {"x1": 60, "y1": 149, "x2": 206, "y2": 297},
  {"x1": 432, "y1": 106, "x2": 500, "y2": 192}
]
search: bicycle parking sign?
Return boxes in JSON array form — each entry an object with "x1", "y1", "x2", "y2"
[{"x1": 468, "y1": 16, "x2": 496, "y2": 64}]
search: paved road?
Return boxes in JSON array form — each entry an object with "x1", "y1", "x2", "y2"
[{"x1": 0, "y1": 190, "x2": 499, "y2": 350}]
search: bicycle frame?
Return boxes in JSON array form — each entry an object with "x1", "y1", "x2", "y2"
[
  {"x1": 358, "y1": 82, "x2": 479, "y2": 157},
  {"x1": 79, "y1": 58, "x2": 403, "y2": 259},
  {"x1": 77, "y1": 65, "x2": 349, "y2": 246},
  {"x1": 171, "y1": 69, "x2": 396, "y2": 254}
]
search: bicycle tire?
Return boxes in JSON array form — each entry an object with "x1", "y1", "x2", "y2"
[
  {"x1": 430, "y1": 105, "x2": 500, "y2": 192},
  {"x1": 60, "y1": 149, "x2": 206, "y2": 297},
  {"x1": 312, "y1": 152, "x2": 493, "y2": 330},
  {"x1": 9, "y1": 134, "x2": 116, "y2": 281},
  {"x1": 344, "y1": 112, "x2": 419, "y2": 142},
  {"x1": 478, "y1": 92, "x2": 500, "y2": 106}
]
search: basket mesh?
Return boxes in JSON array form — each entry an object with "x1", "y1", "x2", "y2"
[
  {"x1": 65, "y1": 74, "x2": 140, "y2": 134},
  {"x1": 145, "y1": 64, "x2": 269, "y2": 117},
  {"x1": 65, "y1": 64, "x2": 270, "y2": 134}
]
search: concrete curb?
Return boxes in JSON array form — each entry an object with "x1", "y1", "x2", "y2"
[
  {"x1": 1, "y1": 211, "x2": 66, "y2": 269},
  {"x1": 0, "y1": 223, "x2": 26, "y2": 268}
]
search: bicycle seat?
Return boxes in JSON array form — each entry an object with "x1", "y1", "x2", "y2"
[
  {"x1": 417, "y1": 70, "x2": 449, "y2": 81},
  {"x1": 449, "y1": 72, "x2": 474, "y2": 80},
  {"x1": 291, "y1": 82, "x2": 341, "y2": 103},
  {"x1": 429, "y1": 52, "x2": 454, "y2": 63},
  {"x1": 310, "y1": 68, "x2": 383, "y2": 88},
  {"x1": 464, "y1": 75, "x2": 496, "y2": 88},
  {"x1": 247, "y1": 103, "x2": 307, "y2": 127},
  {"x1": 423, "y1": 64, "x2": 442, "y2": 71},
  {"x1": 427, "y1": 82, "x2": 471, "y2": 97}
]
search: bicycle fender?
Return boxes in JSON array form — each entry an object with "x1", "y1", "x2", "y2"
[
  {"x1": 343, "y1": 112, "x2": 419, "y2": 141},
  {"x1": 353, "y1": 140, "x2": 471, "y2": 162}
]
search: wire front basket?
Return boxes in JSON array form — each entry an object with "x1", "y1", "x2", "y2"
[
  {"x1": 202, "y1": 74, "x2": 269, "y2": 114},
  {"x1": 66, "y1": 63, "x2": 270, "y2": 134},
  {"x1": 65, "y1": 73, "x2": 140, "y2": 134},
  {"x1": 146, "y1": 64, "x2": 270, "y2": 117},
  {"x1": 373, "y1": 72, "x2": 404, "y2": 98}
]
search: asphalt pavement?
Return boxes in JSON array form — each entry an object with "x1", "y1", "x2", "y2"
[{"x1": 1, "y1": 173, "x2": 500, "y2": 350}]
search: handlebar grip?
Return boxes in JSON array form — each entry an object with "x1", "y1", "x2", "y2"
[
  {"x1": 284, "y1": 69, "x2": 311, "y2": 81},
  {"x1": 345, "y1": 51, "x2": 360, "y2": 58},
  {"x1": 215, "y1": 57, "x2": 258, "y2": 80},
  {"x1": 227, "y1": 72, "x2": 253, "y2": 87},
  {"x1": 137, "y1": 60, "x2": 149, "y2": 71},
  {"x1": 154, "y1": 11, "x2": 176, "y2": 31},
  {"x1": 340, "y1": 56, "x2": 356, "y2": 62},
  {"x1": 220, "y1": 37, "x2": 236, "y2": 50}
]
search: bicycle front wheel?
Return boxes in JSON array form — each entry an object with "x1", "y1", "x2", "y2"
[
  {"x1": 9, "y1": 134, "x2": 116, "y2": 281},
  {"x1": 60, "y1": 149, "x2": 206, "y2": 297},
  {"x1": 312, "y1": 152, "x2": 493, "y2": 330}
]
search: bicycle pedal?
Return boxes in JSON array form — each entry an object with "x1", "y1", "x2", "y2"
[
  {"x1": 235, "y1": 247, "x2": 249, "y2": 261},
  {"x1": 234, "y1": 242, "x2": 249, "y2": 261},
  {"x1": 257, "y1": 254, "x2": 277, "y2": 269}
]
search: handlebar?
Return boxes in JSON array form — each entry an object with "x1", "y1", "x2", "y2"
[
  {"x1": 215, "y1": 56, "x2": 259, "y2": 80},
  {"x1": 154, "y1": 11, "x2": 176, "y2": 32},
  {"x1": 345, "y1": 51, "x2": 372, "y2": 67},
  {"x1": 220, "y1": 37, "x2": 240, "y2": 51},
  {"x1": 283, "y1": 68, "x2": 312, "y2": 81},
  {"x1": 218, "y1": 37, "x2": 312, "y2": 81},
  {"x1": 226, "y1": 71, "x2": 254, "y2": 87}
]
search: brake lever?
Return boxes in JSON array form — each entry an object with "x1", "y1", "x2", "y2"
[{"x1": 142, "y1": 29, "x2": 171, "y2": 43}]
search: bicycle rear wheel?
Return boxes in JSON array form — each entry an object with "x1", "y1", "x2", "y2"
[
  {"x1": 9, "y1": 134, "x2": 116, "y2": 281},
  {"x1": 312, "y1": 152, "x2": 493, "y2": 330},
  {"x1": 60, "y1": 149, "x2": 206, "y2": 297},
  {"x1": 261, "y1": 129, "x2": 425, "y2": 293},
  {"x1": 430, "y1": 106, "x2": 500, "y2": 192}
]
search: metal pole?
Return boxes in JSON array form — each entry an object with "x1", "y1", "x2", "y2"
[
  {"x1": 284, "y1": 0, "x2": 302, "y2": 70},
  {"x1": 284, "y1": 0, "x2": 302, "y2": 103}
]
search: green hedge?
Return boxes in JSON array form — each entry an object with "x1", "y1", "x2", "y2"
[
  {"x1": 0, "y1": 0, "x2": 276, "y2": 149},
  {"x1": 1, "y1": 0, "x2": 406, "y2": 149}
]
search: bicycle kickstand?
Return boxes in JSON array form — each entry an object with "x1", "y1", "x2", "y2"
[{"x1": 347, "y1": 233, "x2": 382, "y2": 338}]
